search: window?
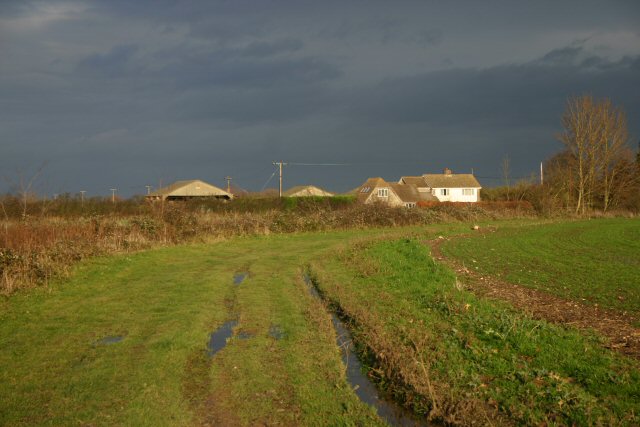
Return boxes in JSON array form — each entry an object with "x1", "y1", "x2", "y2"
[
  {"x1": 440, "y1": 189, "x2": 449, "y2": 196},
  {"x1": 405, "y1": 202, "x2": 416, "y2": 208},
  {"x1": 462, "y1": 188, "x2": 475, "y2": 196},
  {"x1": 377, "y1": 188, "x2": 389, "y2": 197},
  {"x1": 360, "y1": 186, "x2": 371, "y2": 193}
]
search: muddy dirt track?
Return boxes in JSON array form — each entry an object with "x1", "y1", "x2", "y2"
[{"x1": 429, "y1": 233, "x2": 640, "y2": 360}]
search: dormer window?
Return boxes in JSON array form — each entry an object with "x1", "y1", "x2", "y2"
[{"x1": 377, "y1": 188, "x2": 389, "y2": 197}]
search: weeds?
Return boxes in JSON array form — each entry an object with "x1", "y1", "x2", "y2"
[{"x1": 0, "y1": 198, "x2": 538, "y2": 294}]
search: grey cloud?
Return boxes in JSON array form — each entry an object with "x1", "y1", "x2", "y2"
[
  {"x1": 2, "y1": 0, "x2": 640, "y2": 196},
  {"x1": 240, "y1": 38, "x2": 303, "y2": 58},
  {"x1": 169, "y1": 83, "x2": 338, "y2": 124},
  {"x1": 415, "y1": 28, "x2": 443, "y2": 46},
  {"x1": 536, "y1": 46, "x2": 584, "y2": 66},
  {"x1": 351, "y1": 50, "x2": 640, "y2": 130},
  {"x1": 76, "y1": 44, "x2": 139, "y2": 77},
  {"x1": 164, "y1": 55, "x2": 341, "y2": 89}
]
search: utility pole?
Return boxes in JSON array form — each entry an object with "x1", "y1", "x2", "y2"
[
  {"x1": 540, "y1": 162, "x2": 544, "y2": 185},
  {"x1": 225, "y1": 176, "x2": 232, "y2": 193},
  {"x1": 110, "y1": 188, "x2": 117, "y2": 204},
  {"x1": 80, "y1": 190, "x2": 86, "y2": 208},
  {"x1": 272, "y1": 161, "x2": 287, "y2": 197}
]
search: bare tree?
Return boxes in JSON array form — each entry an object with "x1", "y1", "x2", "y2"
[
  {"x1": 3, "y1": 162, "x2": 48, "y2": 220},
  {"x1": 558, "y1": 95, "x2": 632, "y2": 214},
  {"x1": 501, "y1": 155, "x2": 511, "y2": 201},
  {"x1": 596, "y1": 100, "x2": 633, "y2": 211}
]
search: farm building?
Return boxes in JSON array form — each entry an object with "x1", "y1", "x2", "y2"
[
  {"x1": 399, "y1": 168, "x2": 482, "y2": 202},
  {"x1": 352, "y1": 177, "x2": 437, "y2": 208},
  {"x1": 283, "y1": 185, "x2": 334, "y2": 197},
  {"x1": 146, "y1": 180, "x2": 233, "y2": 201}
]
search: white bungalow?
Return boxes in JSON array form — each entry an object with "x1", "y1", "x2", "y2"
[{"x1": 399, "y1": 168, "x2": 482, "y2": 202}]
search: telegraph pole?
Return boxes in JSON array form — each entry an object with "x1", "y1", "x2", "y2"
[
  {"x1": 110, "y1": 188, "x2": 117, "y2": 204},
  {"x1": 540, "y1": 162, "x2": 544, "y2": 185},
  {"x1": 272, "y1": 161, "x2": 287, "y2": 197},
  {"x1": 225, "y1": 176, "x2": 232, "y2": 193}
]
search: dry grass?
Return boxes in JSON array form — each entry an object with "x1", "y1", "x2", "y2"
[{"x1": 0, "y1": 201, "x2": 537, "y2": 294}]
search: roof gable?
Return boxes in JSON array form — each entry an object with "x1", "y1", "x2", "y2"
[{"x1": 354, "y1": 177, "x2": 389, "y2": 202}]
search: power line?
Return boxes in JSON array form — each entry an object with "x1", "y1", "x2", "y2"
[
  {"x1": 288, "y1": 162, "x2": 351, "y2": 166},
  {"x1": 260, "y1": 169, "x2": 278, "y2": 191}
]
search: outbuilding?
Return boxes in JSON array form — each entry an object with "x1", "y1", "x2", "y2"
[
  {"x1": 146, "y1": 180, "x2": 233, "y2": 201},
  {"x1": 283, "y1": 185, "x2": 334, "y2": 197}
]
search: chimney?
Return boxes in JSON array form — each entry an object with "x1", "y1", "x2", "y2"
[{"x1": 443, "y1": 167, "x2": 452, "y2": 175}]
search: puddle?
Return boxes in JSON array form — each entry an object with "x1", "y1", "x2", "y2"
[
  {"x1": 233, "y1": 272, "x2": 248, "y2": 285},
  {"x1": 96, "y1": 335, "x2": 124, "y2": 345},
  {"x1": 207, "y1": 320, "x2": 238, "y2": 357},
  {"x1": 302, "y1": 272, "x2": 321, "y2": 299},
  {"x1": 303, "y1": 273, "x2": 427, "y2": 427},
  {"x1": 269, "y1": 325, "x2": 286, "y2": 340}
]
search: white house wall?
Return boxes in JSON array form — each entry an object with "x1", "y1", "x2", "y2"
[{"x1": 432, "y1": 188, "x2": 480, "y2": 202}]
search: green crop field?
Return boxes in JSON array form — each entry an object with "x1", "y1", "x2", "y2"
[
  {"x1": 1, "y1": 218, "x2": 639, "y2": 426},
  {"x1": 440, "y1": 218, "x2": 640, "y2": 314}
]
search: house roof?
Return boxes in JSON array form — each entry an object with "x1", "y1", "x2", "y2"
[
  {"x1": 283, "y1": 185, "x2": 334, "y2": 197},
  {"x1": 353, "y1": 178, "x2": 438, "y2": 204},
  {"x1": 147, "y1": 180, "x2": 232, "y2": 198},
  {"x1": 421, "y1": 174, "x2": 481, "y2": 188},
  {"x1": 354, "y1": 177, "x2": 388, "y2": 202},
  {"x1": 390, "y1": 183, "x2": 438, "y2": 203},
  {"x1": 399, "y1": 176, "x2": 428, "y2": 187}
]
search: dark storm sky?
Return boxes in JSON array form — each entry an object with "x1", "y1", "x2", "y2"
[{"x1": 1, "y1": 0, "x2": 639, "y2": 196}]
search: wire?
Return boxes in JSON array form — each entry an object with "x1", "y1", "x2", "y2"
[
  {"x1": 260, "y1": 169, "x2": 278, "y2": 191},
  {"x1": 289, "y1": 162, "x2": 351, "y2": 166}
]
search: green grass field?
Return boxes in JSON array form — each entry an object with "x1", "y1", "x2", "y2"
[
  {"x1": 440, "y1": 218, "x2": 640, "y2": 313},
  {"x1": 1, "y1": 218, "x2": 639, "y2": 425},
  {"x1": 0, "y1": 230, "x2": 405, "y2": 426},
  {"x1": 311, "y1": 233, "x2": 640, "y2": 425}
]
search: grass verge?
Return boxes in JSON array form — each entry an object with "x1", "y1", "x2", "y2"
[{"x1": 310, "y1": 235, "x2": 640, "y2": 425}]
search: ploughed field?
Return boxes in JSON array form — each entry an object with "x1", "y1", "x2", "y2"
[{"x1": 1, "y1": 219, "x2": 639, "y2": 426}]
